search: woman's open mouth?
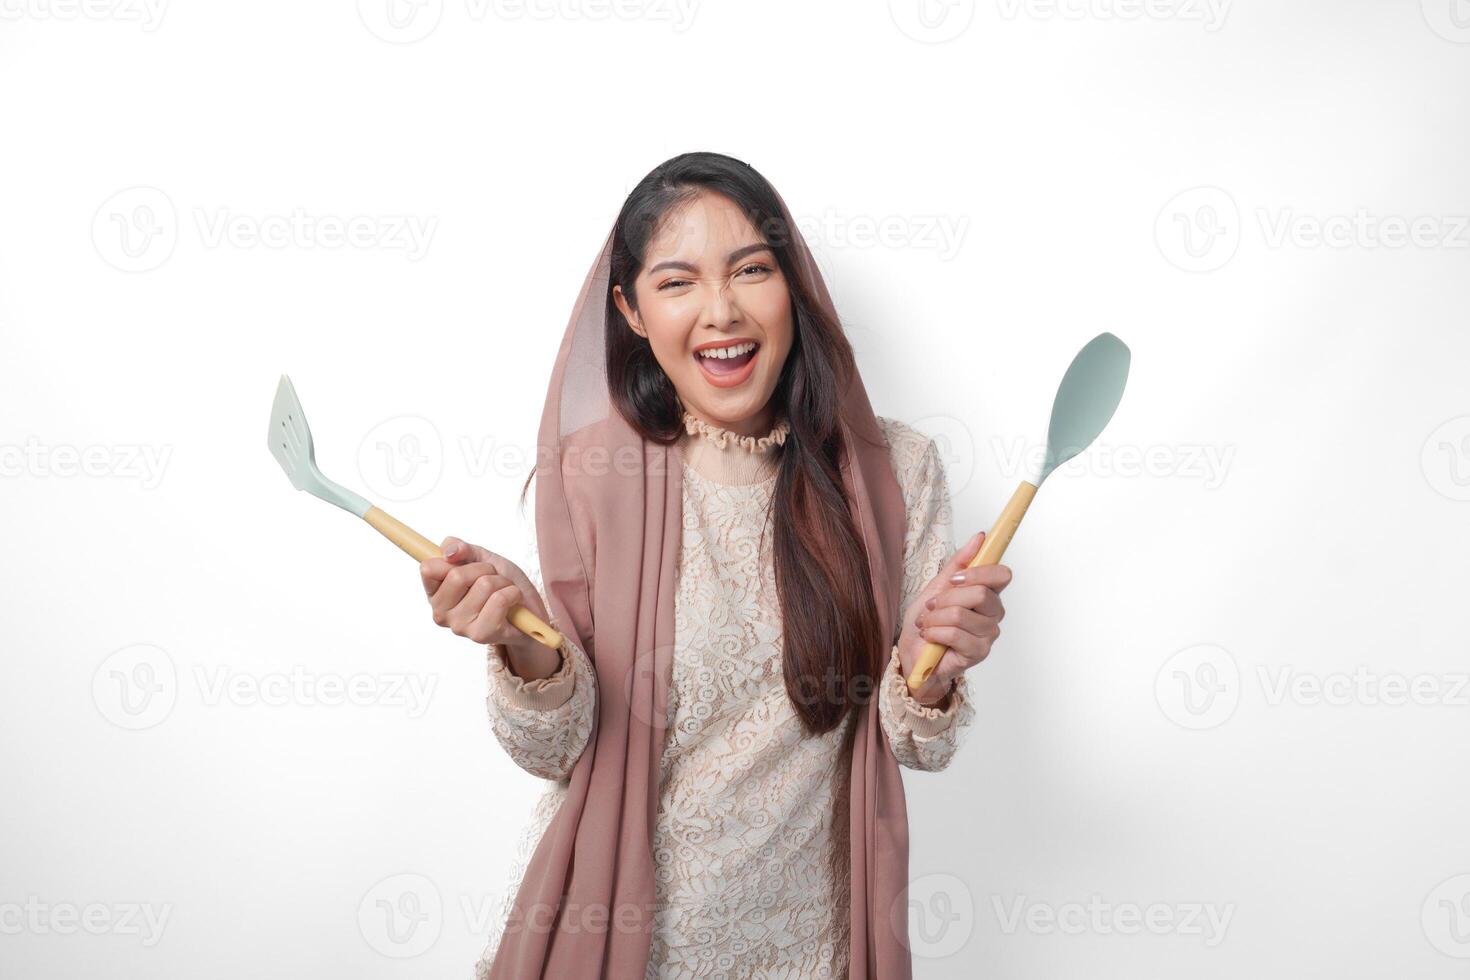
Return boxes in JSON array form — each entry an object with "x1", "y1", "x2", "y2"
[{"x1": 693, "y1": 340, "x2": 760, "y2": 388}]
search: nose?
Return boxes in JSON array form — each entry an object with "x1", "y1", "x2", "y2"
[{"x1": 699, "y1": 275, "x2": 741, "y2": 330}]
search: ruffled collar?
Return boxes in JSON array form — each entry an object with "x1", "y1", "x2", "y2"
[
  {"x1": 680, "y1": 410, "x2": 790, "y2": 454},
  {"x1": 678, "y1": 409, "x2": 788, "y2": 487}
]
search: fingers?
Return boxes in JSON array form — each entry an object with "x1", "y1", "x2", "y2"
[
  {"x1": 946, "y1": 562, "x2": 1012, "y2": 594},
  {"x1": 441, "y1": 536, "x2": 498, "y2": 566},
  {"x1": 420, "y1": 557, "x2": 451, "y2": 596},
  {"x1": 913, "y1": 648, "x2": 968, "y2": 700},
  {"x1": 447, "y1": 576, "x2": 513, "y2": 639},
  {"x1": 426, "y1": 561, "x2": 505, "y2": 623},
  {"x1": 916, "y1": 604, "x2": 1000, "y2": 664},
  {"x1": 928, "y1": 582, "x2": 1004, "y2": 620},
  {"x1": 465, "y1": 583, "x2": 524, "y2": 644},
  {"x1": 942, "y1": 531, "x2": 985, "y2": 577}
]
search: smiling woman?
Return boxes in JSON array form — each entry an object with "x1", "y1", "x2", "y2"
[
  {"x1": 414, "y1": 151, "x2": 1008, "y2": 979},
  {"x1": 610, "y1": 191, "x2": 796, "y2": 439}
]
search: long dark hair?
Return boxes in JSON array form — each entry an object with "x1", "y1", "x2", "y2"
[{"x1": 524, "y1": 151, "x2": 883, "y2": 736}]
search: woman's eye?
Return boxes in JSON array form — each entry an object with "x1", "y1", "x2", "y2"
[
  {"x1": 738, "y1": 263, "x2": 771, "y2": 278},
  {"x1": 656, "y1": 279, "x2": 691, "y2": 291}
]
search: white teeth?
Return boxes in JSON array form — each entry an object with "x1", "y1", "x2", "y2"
[{"x1": 697, "y1": 341, "x2": 757, "y2": 359}]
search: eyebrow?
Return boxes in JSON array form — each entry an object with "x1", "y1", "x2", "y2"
[{"x1": 647, "y1": 242, "x2": 773, "y2": 275}]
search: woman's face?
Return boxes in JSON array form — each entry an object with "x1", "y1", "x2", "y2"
[{"x1": 613, "y1": 190, "x2": 793, "y2": 438}]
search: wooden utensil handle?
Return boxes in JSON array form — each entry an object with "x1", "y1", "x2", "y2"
[
  {"x1": 906, "y1": 481, "x2": 1036, "y2": 692},
  {"x1": 363, "y1": 505, "x2": 565, "y2": 651}
]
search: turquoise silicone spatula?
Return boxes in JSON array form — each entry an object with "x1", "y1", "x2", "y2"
[
  {"x1": 266, "y1": 374, "x2": 562, "y2": 650},
  {"x1": 906, "y1": 332, "x2": 1131, "y2": 691}
]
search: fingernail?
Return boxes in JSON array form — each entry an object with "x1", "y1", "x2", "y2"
[
  {"x1": 950, "y1": 572, "x2": 965, "y2": 585},
  {"x1": 444, "y1": 544, "x2": 458, "y2": 558},
  {"x1": 925, "y1": 596, "x2": 935, "y2": 610}
]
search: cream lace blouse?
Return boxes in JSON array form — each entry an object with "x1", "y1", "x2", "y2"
[{"x1": 474, "y1": 411, "x2": 976, "y2": 979}]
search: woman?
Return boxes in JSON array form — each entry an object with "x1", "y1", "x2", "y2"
[{"x1": 420, "y1": 151, "x2": 1012, "y2": 979}]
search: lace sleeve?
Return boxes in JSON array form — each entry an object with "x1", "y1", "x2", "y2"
[
  {"x1": 482, "y1": 471, "x2": 597, "y2": 781},
  {"x1": 486, "y1": 633, "x2": 597, "y2": 781},
  {"x1": 875, "y1": 420, "x2": 975, "y2": 772}
]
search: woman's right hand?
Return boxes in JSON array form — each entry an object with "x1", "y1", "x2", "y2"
[{"x1": 419, "y1": 536, "x2": 561, "y2": 677}]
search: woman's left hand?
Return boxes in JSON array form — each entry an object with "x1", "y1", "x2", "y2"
[{"x1": 896, "y1": 530, "x2": 1012, "y2": 707}]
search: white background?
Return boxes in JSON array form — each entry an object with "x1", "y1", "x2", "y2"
[{"x1": 3, "y1": 0, "x2": 1468, "y2": 976}]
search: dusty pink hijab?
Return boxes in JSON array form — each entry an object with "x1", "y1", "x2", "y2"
[{"x1": 488, "y1": 185, "x2": 914, "y2": 979}]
